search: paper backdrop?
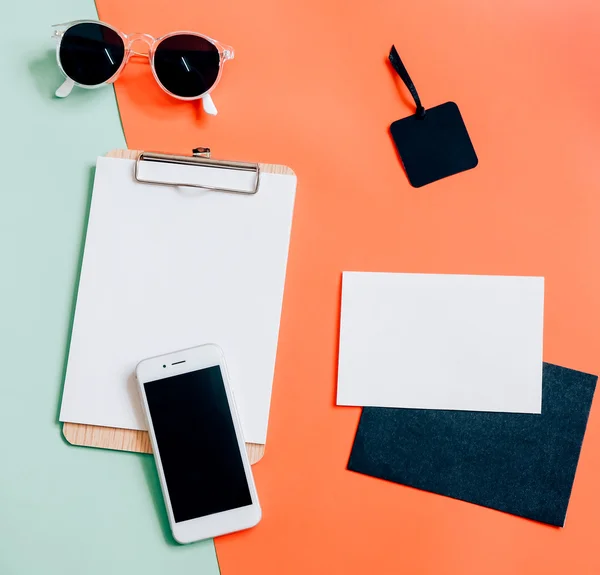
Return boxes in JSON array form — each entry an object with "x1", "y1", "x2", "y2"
[
  {"x1": 93, "y1": 0, "x2": 600, "y2": 573},
  {"x1": 0, "y1": 0, "x2": 219, "y2": 572}
]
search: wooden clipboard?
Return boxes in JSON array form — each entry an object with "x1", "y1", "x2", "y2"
[{"x1": 62, "y1": 148, "x2": 295, "y2": 465}]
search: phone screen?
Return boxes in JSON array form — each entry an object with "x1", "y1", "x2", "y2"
[{"x1": 144, "y1": 365, "x2": 252, "y2": 523}]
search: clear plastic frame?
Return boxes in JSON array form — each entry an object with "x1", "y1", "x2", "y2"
[{"x1": 51, "y1": 20, "x2": 235, "y2": 115}]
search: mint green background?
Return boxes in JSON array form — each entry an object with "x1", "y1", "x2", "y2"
[{"x1": 0, "y1": 2, "x2": 219, "y2": 573}]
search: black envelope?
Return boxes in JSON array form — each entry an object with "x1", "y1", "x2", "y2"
[{"x1": 348, "y1": 363, "x2": 596, "y2": 527}]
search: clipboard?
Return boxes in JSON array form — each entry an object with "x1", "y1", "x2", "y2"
[{"x1": 62, "y1": 148, "x2": 296, "y2": 465}]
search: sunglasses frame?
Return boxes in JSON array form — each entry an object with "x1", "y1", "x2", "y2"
[{"x1": 52, "y1": 20, "x2": 234, "y2": 104}]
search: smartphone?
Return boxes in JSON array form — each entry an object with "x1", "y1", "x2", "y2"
[{"x1": 136, "y1": 344, "x2": 261, "y2": 544}]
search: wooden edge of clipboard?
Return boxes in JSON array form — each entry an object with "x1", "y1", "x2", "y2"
[
  {"x1": 61, "y1": 148, "x2": 296, "y2": 465},
  {"x1": 107, "y1": 147, "x2": 296, "y2": 176},
  {"x1": 63, "y1": 422, "x2": 266, "y2": 465}
]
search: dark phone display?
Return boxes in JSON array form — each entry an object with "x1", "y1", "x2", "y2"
[{"x1": 144, "y1": 366, "x2": 252, "y2": 523}]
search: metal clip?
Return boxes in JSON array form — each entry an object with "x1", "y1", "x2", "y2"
[
  {"x1": 192, "y1": 147, "x2": 211, "y2": 158},
  {"x1": 134, "y1": 147, "x2": 261, "y2": 194}
]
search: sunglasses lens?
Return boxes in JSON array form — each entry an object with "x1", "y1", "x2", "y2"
[
  {"x1": 59, "y1": 23, "x2": 125, "y2": 86},
  {"x1": 153, "y1": 34, "x2": 220, "y2": 98}
]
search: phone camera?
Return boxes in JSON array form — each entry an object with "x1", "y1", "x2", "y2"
[{"x1": 163, "y1": 364, "x2": 166, "y2": 368}]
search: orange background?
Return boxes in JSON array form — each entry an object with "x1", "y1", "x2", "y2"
[{"x1": 95, "y1": 0, "x2": 600, "y2": 572}]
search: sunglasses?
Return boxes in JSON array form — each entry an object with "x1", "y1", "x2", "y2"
[{"x1": 52, "y1": 20, "x2": 234, "y2": 115}]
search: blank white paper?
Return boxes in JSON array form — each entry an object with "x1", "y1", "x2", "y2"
[
  {"x1": 337, "y1": 272, "x2": 544, "y2": 413},
  {"x1": 59, "y1": 157, "x2": 296, "y2": 444}
]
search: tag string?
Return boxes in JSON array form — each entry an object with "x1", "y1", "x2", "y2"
[{"x1": 389, "y1": 45, "x2": 426, "y2": 118}]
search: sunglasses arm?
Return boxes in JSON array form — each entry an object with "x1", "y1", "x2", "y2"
[
  {"x1": 55, "y1": 77, "x2": 75, "y2": 98},
  {"x1": 56, "y1": 78, "x2": 219, "y2": 115},
  {"x1": 202, "y1": 94, "x2": 218, "y2": 115}
]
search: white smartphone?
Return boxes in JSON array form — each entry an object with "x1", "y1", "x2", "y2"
[{"x1": 136, "y1": 344, "x2": 261, "y2": 544}]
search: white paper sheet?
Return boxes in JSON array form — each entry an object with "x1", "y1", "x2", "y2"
[
  {"x1": 59, "y1": 157, "x2": 296, "y2": 444},
  {"x1": 337, "y1": 272, "x2": 544, "y2": 413}
]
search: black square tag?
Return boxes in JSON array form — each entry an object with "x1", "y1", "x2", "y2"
[{"x1": 390, "y1": 101, "x2": 478, "y2": 188}]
